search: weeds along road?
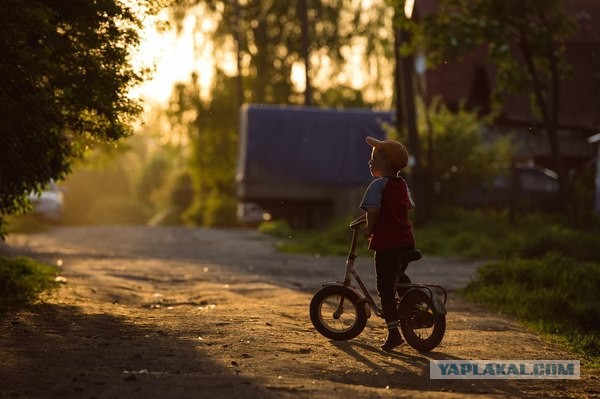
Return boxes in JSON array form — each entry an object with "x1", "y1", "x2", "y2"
[{"x1": 0, "y1": 226, "x2": 597, "y2": 399}]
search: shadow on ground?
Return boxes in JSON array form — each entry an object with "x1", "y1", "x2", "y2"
[
  {"x1": 0, "y1": 303, "x2": 280, "y2": 399},
  {"x1": 325, "y1": 340, "x2": 544, "y2": 397}
]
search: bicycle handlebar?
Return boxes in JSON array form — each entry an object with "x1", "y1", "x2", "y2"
[{"x1": 349, "y1": 214, "x2": 367, "y2": 229}]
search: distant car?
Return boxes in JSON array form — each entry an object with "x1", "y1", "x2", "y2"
[
  {"x1": 237, "y1": 202, "x2": 271, "y2": 226},
  {"x1": 28, "y1": 181, "x2": 64, "y2": 222},
  {"x1": 460, "y1": 165, "x2": 561, "y2": 212}
]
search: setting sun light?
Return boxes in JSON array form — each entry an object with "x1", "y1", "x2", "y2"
[{"x1": 130, "y1": 6, "x2": 215, "y2": 106}]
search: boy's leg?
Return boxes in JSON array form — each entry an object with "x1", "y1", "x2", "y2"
[
  {"x1": 381, "y1": 321, "x2": 404, "y2": 351},
  {"x1": 375, "y1": 249, "x2": 404, "y2": 351},
  {"x1": 395, "y1": 247, "x2": 415, "y2": 299},
  {"x1": 396, "y1": 272, "x2": 412, "y2": 299}
]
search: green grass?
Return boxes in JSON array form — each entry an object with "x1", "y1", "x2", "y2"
[
  {"x1": 261, "y1": 209, "x2": 600, "y2": 262},
  {"x1": 0, "y1": 256, "x2": 60, "y2": 310},
  {"x1": 416, "y1": 208, "x2": 600, "y2": 262},
  {"x1": 260, "y1": 209, "x2": 600, "y2": 363},
  {"x1": 463, "y1": 255, "x2": 600, "y2": 365}
]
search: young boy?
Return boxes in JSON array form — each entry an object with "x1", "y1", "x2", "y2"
[{"x1": 360, "y1": 136, "x2": 415, "y2": 352}]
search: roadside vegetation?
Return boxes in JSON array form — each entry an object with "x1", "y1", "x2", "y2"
[
  {"x1": 4, "y1": 215, "x2": 50, "y2": 235},
  {"x1": 0, "y1": 257, "x2": 59, "y2": 311},
  {"x1": 260, "y1": 208, "x2": 600, "y2": 365}
]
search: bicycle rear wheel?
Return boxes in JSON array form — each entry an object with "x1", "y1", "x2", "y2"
[
  {"x1": 309, "y1": 285, "x2": 368, "y2": 341},
  {"x1": 399, "y1": 289, "x2": 446, "y2": 352}
]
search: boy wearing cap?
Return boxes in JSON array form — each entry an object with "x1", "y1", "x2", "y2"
[{"x1": 360, "y1": 136, "x2": 415, "y2": 352}]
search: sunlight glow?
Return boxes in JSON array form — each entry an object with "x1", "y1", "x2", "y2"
[
  {"x1": 130, "y1": 5, "x2": 216, "y2": 106},
  {"x1": 340, "y1": 38, "x2": 368, "y2": 89},
  {"x1": 130, "y1": 0, "x2": 394, "y2": 110},
  {"x1": 291, "y1": 61, "x2": 306, "y2": 92},
  {"x1": 404, "y1": 0, "x2": 415, "y2": 19}
]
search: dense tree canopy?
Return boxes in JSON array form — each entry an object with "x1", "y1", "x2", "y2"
[{"x1": 0, "y1": 0, "x2": 158, "y2": 233}]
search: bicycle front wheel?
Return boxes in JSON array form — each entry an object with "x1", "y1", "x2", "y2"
[{"x1": 309, "y1": 285, "x2": 368, "y2": 341}]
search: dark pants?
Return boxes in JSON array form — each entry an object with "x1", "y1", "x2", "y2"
[{"x1": 374, "y1": 246, "x2": 414, "y2": 324}]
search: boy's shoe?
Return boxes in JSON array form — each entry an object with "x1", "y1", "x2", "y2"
[{"x1": 381, "y1": 334, "x2": 404, "y2": 352}]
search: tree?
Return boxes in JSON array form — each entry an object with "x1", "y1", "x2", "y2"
[
  {"x1": 0, "y1": 0, "x2": 158, "y2": 236},
  {"x1": 182, "y1": 71, "x2": 240, "y2": 226},
  {"x1": 416, "y1": 98, "x2": 512, "y2": 209},
  {"x1": 406, "y1": 0, "x2": 576, "y2": 212},
  {"x1": 388, "y1": 1, "x2": 428, "y2": 224},
  {"x1": 170, "y1": 0, "x2": 394, "y2": 108}
]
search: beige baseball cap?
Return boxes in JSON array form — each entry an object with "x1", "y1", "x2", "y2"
[{"x1": 366, "y1": 136, "x2": 409, "y2": 170}]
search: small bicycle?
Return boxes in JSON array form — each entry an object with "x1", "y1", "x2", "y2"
[{"x1": 309, "y1": 215, "x2": 447, "y2": 352}]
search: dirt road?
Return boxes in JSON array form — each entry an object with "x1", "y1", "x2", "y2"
[{"x1": 0, "y1": 226, "x2": 597, "y2": 399}]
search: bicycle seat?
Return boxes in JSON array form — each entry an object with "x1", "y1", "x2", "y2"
[{"x1": 398, "y1": 249, "x2": 422, "y2": 264}]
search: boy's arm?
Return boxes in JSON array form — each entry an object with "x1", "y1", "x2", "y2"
[
  {"x1": 408, "y1": 188, "x2": 415, "y2": 209},
  {"x1": 365, "y1": 207, "x2": 380, "y2": 237}
]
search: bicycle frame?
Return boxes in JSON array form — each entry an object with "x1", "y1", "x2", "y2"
[
  {"x1": 333, "y1": 220, "x2": 383, "y2": 318},
  {"x1": 331, "y1": 215, "x2": 447, "y2": 320}
]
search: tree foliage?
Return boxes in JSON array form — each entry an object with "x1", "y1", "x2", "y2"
[
  {"x1": 0, "y1": 0, "x2": 158, "y2": 234},
  {"x1": 166, "y1": 71, "x2": 240, "y2": 226},
  {"x1": 409, "y1": 0, "x2": 575, "y2": 110},
  {"x1": 403, "y1": 0, "x2": 577, "y2": 211},
  {"x1": 416, "y1": 98, "x2": 511, "y2": 208},
  {"x1": 169, "y1": 0, "x2": 394, "y2": 107}
]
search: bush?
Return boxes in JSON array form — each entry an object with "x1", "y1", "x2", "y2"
[
  {"x1": 168, "y1": 172, "x2": 194, "y2": 212},
  {"x1": 258, "y1": 219, "x2": 293, "y2": 238},
  {"x1": 148, "y1": 171, "x2": 195, "y2": 226},
  {"x1": 136, "y1": 154, "x2": 171, "y2": 209},
  {"x1": 203, "y1": 192, "x2": 238, "y2": 227},
  {"x1": 185, "y1": 191, "x2": 237, "y2": 228},
  {"x1": 0, "y1": 257, "x2": 59, "y2": 309},
  {"x1": 415, "y1": 98, "x2": 512, "y2": 209},
  {"x1": 463, "y1": 254, "x2": 600, "y2": 360}
]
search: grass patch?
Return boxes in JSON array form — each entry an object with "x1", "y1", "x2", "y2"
[
  {"x1": 260, "y1": 209, "x2": 600, "y2": 262},
  {"x1": 416, "y1": 208, "x2": 600, "y2": 262},
  {"x1": 463, "y1": 254, "x2": 600, "y2": 365},
  {"x1": 0, "y1": 257, "x2": 60, "y2": 310}
]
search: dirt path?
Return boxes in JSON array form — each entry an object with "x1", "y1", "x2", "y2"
[{"x1": 0, "y1": 226, "x2": 597, "y2": 399}]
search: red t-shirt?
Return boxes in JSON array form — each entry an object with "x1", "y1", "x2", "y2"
[{"x1": 360, "y1": 176, "x2": 415, "y2": 250}]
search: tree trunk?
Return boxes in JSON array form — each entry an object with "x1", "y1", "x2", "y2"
[
  {"x1": 231, "y1": 0, "x2": 244, "y2": 108},
  {"x1": 253, "y1": 19, "x2": 268, "y2": 103},
  {"x1": 414, "y1": 70, "x2": 436, "y2": 217},
  {"x1": 396, "y1": 21, "x2": 427, "y2": 225},
  {"x1": 518, "y1": 30, "x2": 568, "y2": 213},
  {"x1": 546, "y1": 22, "x2": 570, "y2": 213},
  {"x1": 298, "y1": 0, "x2": 312, "y2": 105}
]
